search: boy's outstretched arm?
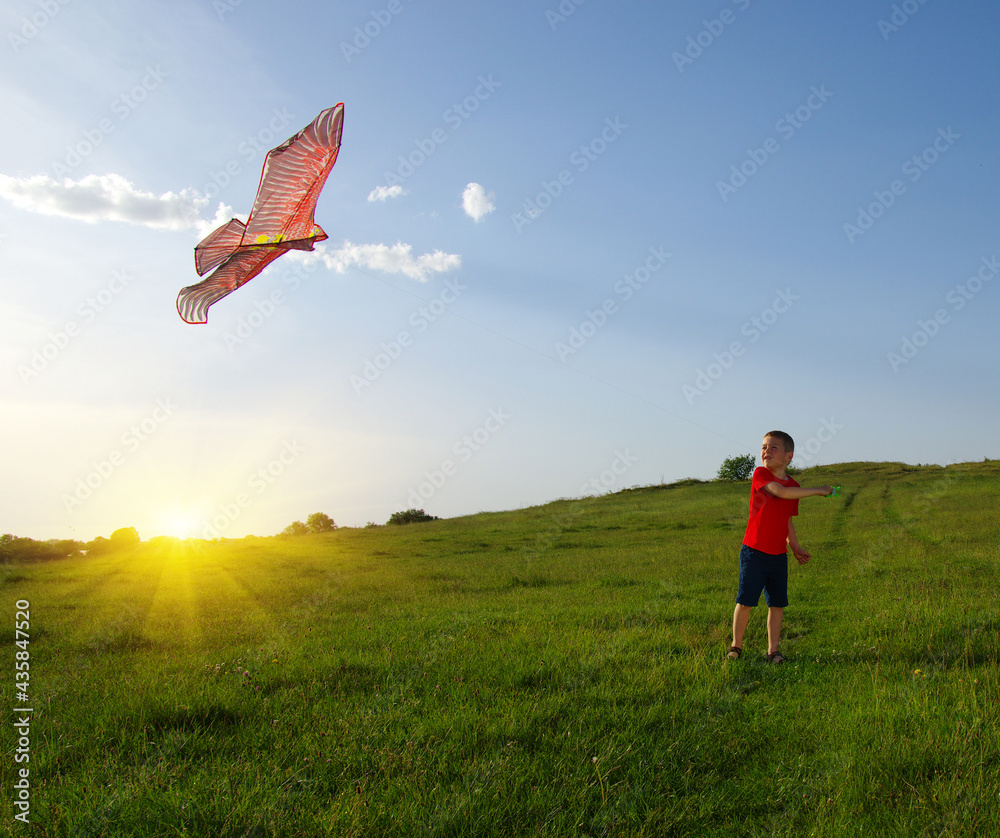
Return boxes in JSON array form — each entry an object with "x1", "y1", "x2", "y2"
[
  {"x1": 765, "y1": 483, "x2": 833, "y2": 500},
  {"x1": 787, "y1": 520, "x2": 810, "y2": 565}
]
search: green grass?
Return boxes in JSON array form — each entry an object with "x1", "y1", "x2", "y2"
[{"x1": 3, "y1": 461, "x2": 999, "y2": 836}]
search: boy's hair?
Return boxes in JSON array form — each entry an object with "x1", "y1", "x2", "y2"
[{"x1": 765, "y1": 430, "x2": 794, "y2": 452}]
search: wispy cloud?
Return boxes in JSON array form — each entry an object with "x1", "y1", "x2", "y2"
[
  {"x1": 306, "y1": 241, "x2": 461, "y2": 282},
  {"x1": 462, "y1": 182, "x2": 495, "y2": 222},
  {"x1": 1, "y1": 173, "x2": 460, "y2": 282},
  {"x1": 0, "y1": 173, "x2": 206, "y2": 231},
  {"x1": 367, "y1": 184, "x2": 406, "y2": 202}
]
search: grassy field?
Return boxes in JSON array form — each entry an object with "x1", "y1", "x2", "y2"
[{"x1": 3, "y1": 461, "x2": 999, "y2": 836}]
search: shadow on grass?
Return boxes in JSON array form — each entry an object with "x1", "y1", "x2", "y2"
[
  {"x1": 141, "y1": 704, "x2": 243, "y2": 733},
  {"x1": 508, "y1": 574, "x2": 569, "y2": 589},
  {"x1": 323, "y1": 661, "x2": 383, "y2": 694},
  {"x1": 91, "y1": 628, "x2": 160, "y2": 655},
  {"x1": 0, "y1": 625, "x2": 47, "y2": 645}
]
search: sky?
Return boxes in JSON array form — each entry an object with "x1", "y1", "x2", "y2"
[{"x1": 2, "y1": 0, "x2": 998, "y2": 542}]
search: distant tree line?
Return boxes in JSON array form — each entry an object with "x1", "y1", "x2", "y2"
[
  {"x1": 4, "y1": 507, "x2": 443, "y2": 561},
  {"x1": 280, "y1": 508, "x2": 441, "y2": 534},
  {"x1": 1, "y1": 527, "x2": 140, "y2": 563},
  {"x1": 1, "y1": 534, "x2": 80, "y2": 563}
]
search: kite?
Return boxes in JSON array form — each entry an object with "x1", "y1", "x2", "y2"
[{"x1": 177, "y1": 103, "x2": 344, "y2": 324}]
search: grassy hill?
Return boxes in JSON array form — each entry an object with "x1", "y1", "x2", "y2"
[{"x1": 4, "y1": 461, "x2": 999, "y2": 836}]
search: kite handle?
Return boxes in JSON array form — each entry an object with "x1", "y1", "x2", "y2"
[{"x1": 825, "y1": 485, "x2": 840, "y2": 498}]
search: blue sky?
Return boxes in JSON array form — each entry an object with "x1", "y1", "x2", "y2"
[{"x1": 2, "y1": 0, "x2": 998, "y2": 541}]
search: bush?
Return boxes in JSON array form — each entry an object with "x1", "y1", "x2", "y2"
[
  {"x1": 387, "y1": 509, "x2": 438, "y2": 526},
  {"x1": 717, "y1": 453, "x2": 755, "y2": 481}
]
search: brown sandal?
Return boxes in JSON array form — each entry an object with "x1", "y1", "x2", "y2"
[
  {"x1": 726, "y1": 646, "x2": 742, "y2": 660},
  {"x1": 766, "y1": 652, "x2": 786, "y2": 665}
]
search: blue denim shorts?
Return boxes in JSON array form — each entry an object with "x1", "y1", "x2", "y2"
[{"x1": 736, "y1": 544, "x2": 789, "y2": 608}]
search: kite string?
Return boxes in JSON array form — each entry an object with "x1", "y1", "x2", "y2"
[{"x1": 346, "y1": 265, "x2": 748, "y2": 449}]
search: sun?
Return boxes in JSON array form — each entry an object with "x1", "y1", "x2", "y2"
[{"x1": 157, "y1": 508, "x2": 201, "y2": 539}]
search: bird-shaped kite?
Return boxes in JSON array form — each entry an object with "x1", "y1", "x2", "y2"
[{"x1": 177, "y1": 103, "x2": 344, "y2": 324}]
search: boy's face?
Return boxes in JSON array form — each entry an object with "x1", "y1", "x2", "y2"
[{"x1": 761, "y1": 436, "x2": 793, "y2": 471}]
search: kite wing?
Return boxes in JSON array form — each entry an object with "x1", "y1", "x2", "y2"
[
  {"x1": 178, "y1": 103, "x2": 344, "y2": 324},
  {"x1": 177, "y1": 247, "x2": 288, "y2": 325},
  {"x1": 242, "y1": 103, "x2": 344, "y2": 245},
  {"x1": 194, "y1": 218, "x2": 247, "y2": 276}
]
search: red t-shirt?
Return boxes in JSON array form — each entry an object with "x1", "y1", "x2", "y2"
[{"x1": 743, "y1": 466, "x2": 799, "y2": 555}]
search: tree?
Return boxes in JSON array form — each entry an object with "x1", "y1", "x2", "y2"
[
  {"x1": 110, "y1": 527, "x2": 141, "y2": 546},
  {"x1": 84, "y1": 536, "x2": 111, "y2": 555},
  {"x1": 306, "y1": 512, "x2": 337, "y2": 533},
  {"x1": 387, "y1": 508, "x2": 438, "y2": 526},
  {"x1": 281, "y1": 521, "x2": 310, "y2": 537},
  {"x1": 717, "y1": 453, "x2": 755, "y2": 481}
]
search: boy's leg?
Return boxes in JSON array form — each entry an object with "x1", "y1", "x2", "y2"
[
  {"x1": 732, "y1": 603, "x2": 753, "y2": 650},
  {"x1": 766, "y1": 607, "x2": 783, "y2": 656},
  {"x1": 733, "y1": 545, "x2": 766, "y2": 656},
  {"x1": 763, "y1": 551, "x2": 789, "y2": 658}
]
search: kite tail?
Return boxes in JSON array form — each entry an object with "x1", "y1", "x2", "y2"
[
  {"x1": 176, "y1": 282, "x2": 221, "y2": 324},
  {"x1": 177, "y1": 246, "x2": 287, "y2": 324}
]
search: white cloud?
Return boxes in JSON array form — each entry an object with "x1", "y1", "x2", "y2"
[
  {"x1": 305, "y1": 241, "x2": 461, "y2": 282},
  {"x1": 462, "y1": 182, "x2": 495, "y2": 222},
  {"x1": 0, "y1": 173, "x2": 206, "y2": 231},
  {"x1": 367, "y1": 184, "x2": 406, "y2": 202},
  {"x1": 0, "y1": 173, "x2": 460, "y2": 281},
  {"x1": 194, "y1": 202, "x2": 242, "y2": 239}
]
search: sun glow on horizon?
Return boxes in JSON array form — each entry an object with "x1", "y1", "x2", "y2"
[{"x1": 157, "y1": 507, "x2": 202, "y2": 540}]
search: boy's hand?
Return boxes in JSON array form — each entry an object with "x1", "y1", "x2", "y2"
[
  {"x1": 819, "y1": 485, "x2": 833, "y2": 497},
  {"x1": 791, "y1": 546, "x2": 811, "y2": 565}
]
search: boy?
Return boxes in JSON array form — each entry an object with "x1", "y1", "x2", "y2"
[{"x1": 727, "y1": 431, "x2": 832, "y2": 664}]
